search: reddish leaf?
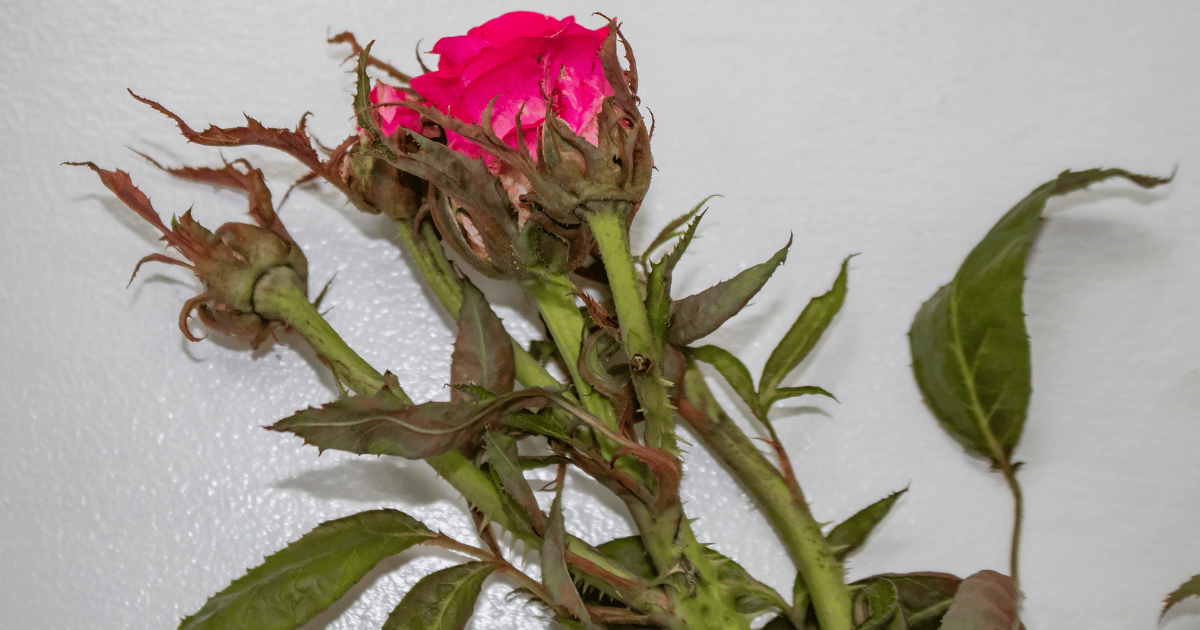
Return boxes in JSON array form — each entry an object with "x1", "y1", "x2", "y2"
[
  {"x1": 451, "y1": 281, "x2": 515, "y2": 402},
  {"x1": 130, "y1": 90, "x2": 326, "y2": 176},
  {"x1": 938, "y1": 570, "x2": 1023, "y2": 630}
]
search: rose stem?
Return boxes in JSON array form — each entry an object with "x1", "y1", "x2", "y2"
[
  {"x1": 680, "y1": 363, "x2": 852, "y2": 630},
  {"x1": 393, "y1": 218, "x2": 562, "y2": 391},
  {"x1": 521, "y1": 272, "x2": 619, "y2": 428},
  {"x1": 583, "y1": 202, "x2": 675, "y2": 452},
  {"x1": 250, "y1": 264, "x2": 648, "y2": 594}
]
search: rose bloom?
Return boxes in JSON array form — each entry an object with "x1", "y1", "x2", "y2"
[{"x1": 372, "y1": 11, "x2": 613, "y2": 169}]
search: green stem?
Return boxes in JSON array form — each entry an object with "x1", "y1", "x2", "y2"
[
  {"x1": 680, "y1": 364, "x2": 852, "y2": 630},
  {"x1": 584, "y1": 202, "x2": 675, "y2": 451},
  {"x1": 394, "y1": 219, "x2": 561, "y2": 392},
  {"x1": 254, "y1": 266, "x2": 395, "y2": 400},
  {"x1": 522, "y1": 273, "x2": 617, "y2": 429},
  {"x1": 251, "y1": 264, "x2": 653, "y2": 609},
  {"x1": 1003, "y1": 466, "x2": 1023, "y2": 586}
]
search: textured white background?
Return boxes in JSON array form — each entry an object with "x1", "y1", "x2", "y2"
[{"x1": 2, "y1": 1, "x2": 1199, "y2": 629}]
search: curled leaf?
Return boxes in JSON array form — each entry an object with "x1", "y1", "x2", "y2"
[
  {"x1": 938, "y1": 570, "x2": 1023, "y2": 630},
  {"x1": 382, "y1": 562, "x2": 495, "y2": 630},
  {"x1": 179, "y1": 509, "x2": 435, "y2": 630},
  {"x1": 1162, "y1": 573, "x2": 1200, "y2": 619},
  {"x1": 853, "y1": 578, "x2": 903, "y2": 630}
]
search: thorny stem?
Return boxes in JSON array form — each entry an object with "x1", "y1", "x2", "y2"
[
  {"x1": 250, "y1": 264, "x2": 655, "y2": 606},
  {"x1": 680, "y1": 363, "x2": 852, "y2": 630},
  {"x1": 253, "y1": 266, "x2": 394, "y2": 400},
  {"x1": 584, "y1": 202, "x2": 675, "y2": 451},
  {"x1": 521, "y1": 272, "x2": 618, "y2": 429},
  {"x1": 394, "y1": 219, "x2": 562, "y2": 392}
]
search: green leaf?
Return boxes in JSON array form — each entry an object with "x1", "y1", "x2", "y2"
[
  {"x1": 938, "y1": 570, "x2": 1023, "y2": 630},
  {"x1": 758, "y1": 257, "x2": 850, "y2": 408},
  {"x1": 647, "y1": 212, "x2": 704, "y2": 343},
  {"x1": 382, "y1": 562, "x2": 495, "y2": 630},
  {"x1": 640, "y1": 195, "x2": 718, "y2": 265},
  {"x1": 708, "y1": 548, "x2": 791, "y2": 616},
  {"x1": 179, "y1": 509, "x2": 435, "y2": 630},
  {"x1": 543, "y1": 476, "x2": 595, "y2": 628},
  {"x1": 764, "y1": 386, "x2": 838, "y2": 408},
  {"x1": 857, "y1": 573, "x2": 960, "y2": 630},
  {"x1": 595, "y1": 535, "x2": 658, "y2": 581},
  {"x1": 1162, "y1": 573, "x2": 1200, "y2": 619},
  {"x1": 689, "y1": 344, "x2": 761, "y2": 418},
  {"x1": 909, "y1": 169, "x2": 1170, "y2": 467},
  {"x1": 502, "y1": 408, "x2": 577, "y2": 443},
  {"x1": 451, "y1": 280, "x2": 515, "y2": 400},
  {"x1": 667, "y1": 238, "x2": 791, "y2": 346},
  {"x1": 827, "y1": 488, "x2": 908, "y2": 560},
  {"x1": 485, "y1": 430, "x2": 544, "y2": 534},
  {"x1": 854, "y1": 578, "x2": 904, "y2": 630},
  {"x1": 269, "y1": 389, "x2": 549, "y2": 460},
  {"x1": 592, "y1": 535, "x2": 789, "y2": 617}
]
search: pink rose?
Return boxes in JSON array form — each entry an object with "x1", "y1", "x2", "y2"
[
  {"x1": 368, "y1": 82, "x2": 422, "y2": 138},
  {"x1": 376, "y1": 12, "x2": 613, "y2": 169}
]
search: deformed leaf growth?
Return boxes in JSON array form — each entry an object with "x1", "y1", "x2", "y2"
[
  {"x1": 382, "y1": 562, "x2": 496, "y2": 630},
  {"x1": 1162, "y1": 573, "x2": 1200, "y2": 620},
  {"x1": 178, "y1": 509, "x2": 435, "y2": 630}
]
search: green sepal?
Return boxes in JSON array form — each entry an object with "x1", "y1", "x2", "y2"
[
  {"x1": 667, "y1": 237, "x2": 791, "y2": 347},
  {"x1": 1162, "y1": 573, "x2": 1200, "y2": 619},
  {"x1": 909, "y1": 169, "x2": 1170, "y2": 467},
  {"x1": 178, "y1": 509, "x2": 435, "y2": 630},
  {"x1": 827, "y1": 487, "x2": 908, "y2": 560},
  {"x1": 758, "y1": 257, "x2": 850, "y2": 409},
  {"x1": 381, "y1": 562, "x2": 496, "y2": 630}
]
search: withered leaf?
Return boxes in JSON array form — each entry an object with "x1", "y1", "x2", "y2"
[
  {"x1": 1162, "y1": 573, "x2": 1200, "y2": 619},
  {"x1": 269, "y1": 389, "x2": 549, "y2": 460},
  {"x1": 451, "y1": 281, "x2": 515, "y2": 401},
  {"x1": 938, "y1": 570, "x2": 1023, "y2": 630}
]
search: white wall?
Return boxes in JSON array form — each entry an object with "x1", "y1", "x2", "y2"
[{"x1": 2, "y1": 1, "x2": 1198, "y2": 629}]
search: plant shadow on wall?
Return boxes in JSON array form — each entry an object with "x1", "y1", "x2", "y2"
[{"x1": 72, "y1": 10, "x2": 1199, "y2": 630}]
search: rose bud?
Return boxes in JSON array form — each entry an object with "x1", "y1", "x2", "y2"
[
  {"x1": 355, "y1": 12, "x2": 651, "y2": 277},
  {"x1": 72, "y1": 161, "x2": 308, "y2": 348}
]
